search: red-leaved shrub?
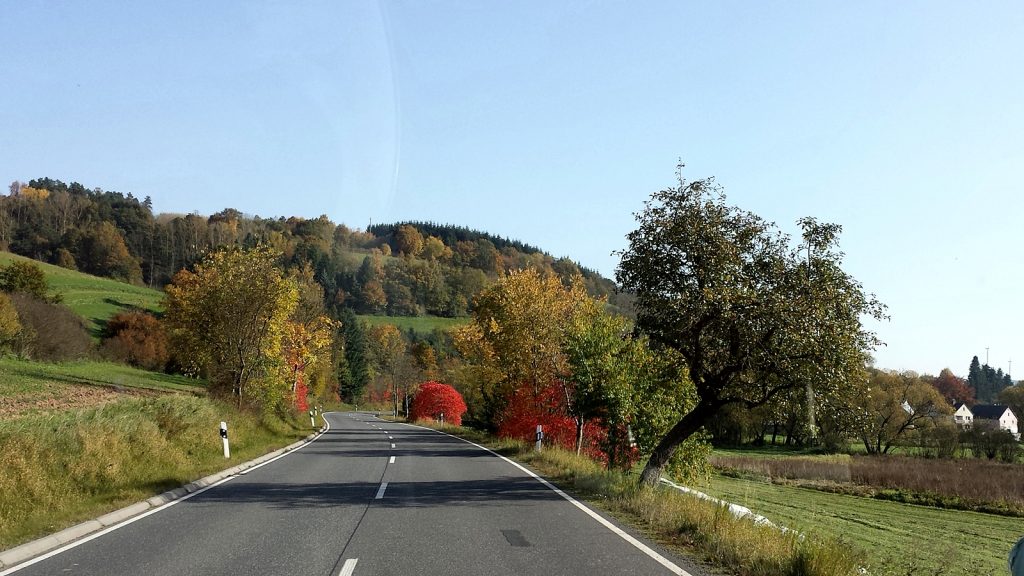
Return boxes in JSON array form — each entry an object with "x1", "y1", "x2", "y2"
[
  {"x1": 496, "y1": 383, "x2": 607, "y2": 460},
  {"x1": 410, "y1": 381, "x2": 467, "y2": 426}
]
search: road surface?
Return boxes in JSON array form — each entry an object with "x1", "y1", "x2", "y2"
[{"x1": 7, "y1": 412, "x2": 707, "y2": 576}]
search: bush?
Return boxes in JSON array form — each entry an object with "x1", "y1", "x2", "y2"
[
  {"x1": 100, "y1": 311, "x2": 170, "y2": 371},
  {"x1": 0, "y1": 261, "x2": 49, "y2": 301},
  {"x1": 410, "y1": 381, "x2": 468, "y2": 426},
  {"x1": 8, "y1": 294, "x2": 93, "y2": 361},
  {"x1": 0, "y1": 293, "x2": 21, "y2": 352}
]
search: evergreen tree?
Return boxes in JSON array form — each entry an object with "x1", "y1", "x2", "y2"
[
  {"x1": 968, "y1": 356, "x2": 984, "y2": 400},
  {"x1": 338, "y1": 309, "x2": 370, "y2": 402}
]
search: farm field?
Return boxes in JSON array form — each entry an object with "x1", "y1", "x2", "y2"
[
  {"x1": 704, "y1": 474, "x2": 1020, "y2": 575},
  {"x1": 0, "y1": 357, "x2": 202, "y2": 418},
  {"x1": 358, "y1": 313, "x2": 469, "y2": 334},
  {"x1": 0, "y1": 251, "x2": 163, "y2": 335}
]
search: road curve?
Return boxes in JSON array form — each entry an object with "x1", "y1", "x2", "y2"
[{"x1": 7, "y1": 412, "x2": 708, "y2": 576}]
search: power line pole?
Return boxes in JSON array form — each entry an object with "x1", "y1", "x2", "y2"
[{"x1": 986, "y1": 347, "x2": 990, "y2": 365}]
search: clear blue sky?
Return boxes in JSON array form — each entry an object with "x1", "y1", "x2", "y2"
[{"x1": 3, "y1": 1, "x2": 1022, "y2": 377}]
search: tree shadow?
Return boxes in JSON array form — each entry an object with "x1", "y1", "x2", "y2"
[{"x1": 187, "y1": 476, "x2": 561, "y2": 510}]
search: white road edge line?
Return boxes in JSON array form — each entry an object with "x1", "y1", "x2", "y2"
[
  {"x1": 389, "y1": 456, "x2": 396, "y2": 464},
  {"x1": 401, "y1": 423, "x2": 692, "y2": 576},
  {"x1": 0, "y1": 415, "x2": 335, "y2": 576},
  {"x1": 338, "y1": 558, "x2": 358, "y2": 576},
  {"x1": 375, "y1": 482, "x2": 388, "y2": 500}
]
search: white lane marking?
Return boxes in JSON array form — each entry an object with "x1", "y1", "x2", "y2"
[
  {"x1": 338, "y1": 558, "x2": 358, "y2": 576},
  {"x1": 389, "y1": 456, "x2": 396, "y2": 464},
  {"x1": 375, "y1": 482, "x2": 388, "y2": 500},
  {"x1": 390, "y1": 443, "x2": 395, "y2": 449},
  {"x1": 0, "y1": 415, "x2": 337, "y2": 575},
  {"x1": 387, "y1": 436, "x2": 393, "y2": 440},
  {"x1": 401, "y1": 423, "x2": 693, "y2": 576}
]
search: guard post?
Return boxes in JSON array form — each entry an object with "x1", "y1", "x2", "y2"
[
  {"x1": 535, "y1": 425, "x2": 543, "y2": 452},
  {"x1": 220, "y1": 421, "x2": 230, "y2": 459}
]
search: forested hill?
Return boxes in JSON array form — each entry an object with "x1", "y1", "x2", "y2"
[{"x1": 1, "y1": 178, "x2": 632, "y2": 319}]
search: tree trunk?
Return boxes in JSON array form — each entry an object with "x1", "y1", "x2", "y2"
[
  {"x1": 575, "y1": 419, "x2": 585, "y2": 455},
  {"x1": 639, "y1": 400, "x2": 719, "y2": 486}
]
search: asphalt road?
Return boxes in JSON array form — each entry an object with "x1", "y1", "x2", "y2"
[{"x1": 8, "y1": 412, "x2": 708, "y2": 576}]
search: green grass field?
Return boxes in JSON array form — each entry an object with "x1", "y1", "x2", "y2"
[
  {"x1": 0, "y1": 357, "x2": 204, "y2": 419},
  {"x1": 704, "y1": 474, "x2": 1020, "y2": 575},
  {"x1": 0, "y1": 357, "x2": 202, "y2": 396},
  {"x1": 0, "y1": 251, "x2": 163, "y2": 335},
  {"x1": 358, "y1": 314, "x2": 469, "y2": 334}
]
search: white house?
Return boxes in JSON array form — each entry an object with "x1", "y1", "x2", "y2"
[
  {"x1": 970, "y1": 404, "x2": 1019, "y2": 440},
  {"x1": 953, "y1": 402, "x2": 974, "y2": 430}
]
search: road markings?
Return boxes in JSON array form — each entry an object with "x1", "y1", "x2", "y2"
[
  {"x1": 375, "y1": 482, "x2": 388, "y2": 500},
  {"x1": 390, "y1": 443, "x2": 396, "y2": 449},
  {"x1": 389, "y1": 456, "x2": 396, "y2": 464},
  {"x1": 387, "y1": 436, "x2": 393, "y2": 440},
  {"x1": 338, "y1": 558, "x2": 358, "y2": 576},
  {"x1": 403, "y1": 423, "x2": 693, "y2": 576}
]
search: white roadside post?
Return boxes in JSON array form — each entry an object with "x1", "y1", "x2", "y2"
[
  {"x1": 440, "y1": 412, "x2": 445, "y2": 425},
  {"x1": 309, "y1": 410, "x2": 315, "y2": 429},
  {"x1": 535, "y1": 424, "x2": 543, "y2": 452},
  {"x1": 220, "y1": 421, "x2": 230, "y2": 458}
]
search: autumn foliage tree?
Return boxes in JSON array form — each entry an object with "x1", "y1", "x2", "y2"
[
  {"x1": 410, "y1": 381, "x2": 468, "y2": 425},
  {"x1": 164, "y1": 246, "x2": 298, "y2": 409},
  {"x1": 853, "y1": 370, "x2": 951, "y2": 454},
  {"x1": 930, "y1": 368, "x2": 975, "y2": 406},
  {"x1": 101, "y1": 311, "x2": 170, "y2": 371},
  {"x1": 455, "y1": 268, "x2": 597, "y2": 430}
]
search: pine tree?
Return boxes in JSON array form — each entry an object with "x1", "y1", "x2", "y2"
[
  {"x1": 338, "y1": 309, "x2": 370, "y2": 402},
  {"x1": 968, "y1": 356, "x2": 984, "y2": 401}
]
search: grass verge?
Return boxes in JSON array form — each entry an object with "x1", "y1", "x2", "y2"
[
  {"x1": 414, "y1": 420, "x2": 864, "y2": 576},
  {"x1": 0, "y1": 395, "x2": 309, "y2": 549}
]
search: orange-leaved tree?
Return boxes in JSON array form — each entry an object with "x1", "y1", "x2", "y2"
[{"x1": 101, "y1": 311, "x2": 169, "y2": 371}]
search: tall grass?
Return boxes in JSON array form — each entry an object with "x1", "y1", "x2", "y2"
[
  {"x1": 712, "y1": 453, "x2": 1024, "y2": 515},
  {"x1": 0, "y1": 396, "x2": 306, "y2": 548},
  {"x1": 425, "y1": 422, "x2": 863, "y2": 576}
]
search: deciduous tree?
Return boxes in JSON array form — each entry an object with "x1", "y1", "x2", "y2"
[
  {"x1": 164, "y1": 247, "x2": 298, "y2": 409},
  {"x1": 930, "y1": 368, "x2": 974, "y2": 406},
  {"x1": 853, "y1": 370, "x2": 951, "y2": 454},
  {"x1": 616, "y1": 166, "x2": 885, "y2": 485}
]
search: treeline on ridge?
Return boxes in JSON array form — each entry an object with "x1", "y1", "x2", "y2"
[{"x1": 1, "y1": 178, "x2": 631, "y2": 319}]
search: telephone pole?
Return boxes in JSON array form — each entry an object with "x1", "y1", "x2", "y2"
[{"x1": 986, "y1": 347, "x2": 990, "y2": 365}]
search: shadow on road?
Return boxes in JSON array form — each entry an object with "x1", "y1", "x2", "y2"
[{"x1": 186, "y1": 476, "x2": 560, "y2": 510}]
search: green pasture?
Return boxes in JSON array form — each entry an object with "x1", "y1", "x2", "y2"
[
  {"x1": 0, "y1": 357, "x2": 202, "y2": 399},
  {"x1": 358, "y1": 314, "x2": 469, "y2": 334},
  {"x1": 0, "y1": 251, "x2": 163, "y2": 335},
  {"x1": 704, "y1": 474, "x2": 1020, "y2": 575}
]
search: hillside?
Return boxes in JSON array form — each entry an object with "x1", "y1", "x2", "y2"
[
  {"x1": 0, "y1": 251, "x2": 163, "y2": 336},
  {"x1": 2, "y1": 178, "x2": 632, "y2": 324}
]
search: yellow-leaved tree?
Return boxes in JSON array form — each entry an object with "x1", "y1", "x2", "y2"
[
  {"x1": 164, "y1": 246, "x2": 298, "y2": 410},
  {"x1": 454, "y1": 268, "x2": 598, "y2": 429}
]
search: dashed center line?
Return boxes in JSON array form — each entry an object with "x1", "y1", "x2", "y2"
[
  {"x1": 375, "y1": 482, "x2": 388, "y2": 500},
  {"x1": 389, "y1": 456, "x2": 396, "y2": 464},
  {"x1": 338, "y1": 558, "x2": 358, "y2": 576},
  {"x1": 390, "y1": 443, "x2": 396, "y2": 449}
]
